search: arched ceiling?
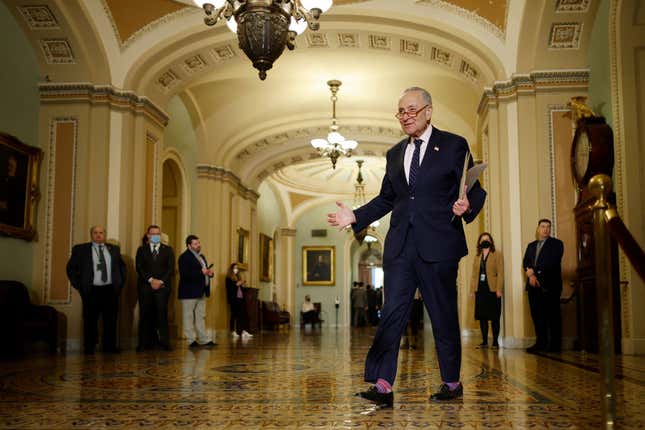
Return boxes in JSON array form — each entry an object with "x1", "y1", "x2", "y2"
[
  {"x1": 6, "y1": 0, "x2": 600, "y2": 211},
  {"x1": 123, "y1": 2, "x2": 508, "y2": 196}
]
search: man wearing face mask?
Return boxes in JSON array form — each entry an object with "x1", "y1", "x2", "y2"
[{"x1": 135, "y1": 224, "x2": 175, "y2": 351}]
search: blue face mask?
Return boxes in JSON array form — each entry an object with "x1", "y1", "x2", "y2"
[{"x1": 150, "y1": 235, "x2": 161, "y2": 244}]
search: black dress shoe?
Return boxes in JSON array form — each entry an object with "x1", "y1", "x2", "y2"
[
  {"x1": 430, "y1": 383, "x2": 463, "y2": 401},
  {"x1": 476, "y1": 342, "x2": 488, "y2": 349},
  {"x1": 491, "y1": 343, "x2": 499, "y2": 350},
  {"x1": 203, "y1": 341, "x2": 217, "y2": 347},
  {"x1": 189, "y1": 341, "x2": 199, "y2": 348},
  {"x1": 103, "y1": 347, "x2": 121, "y2": 354},
  {"x1": 356, "y1": 386, "x2": 393, "y2": 408}
]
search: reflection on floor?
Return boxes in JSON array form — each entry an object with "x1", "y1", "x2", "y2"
[{"x1": 1, "y1": 328, "x2": 643, "y2": 429}]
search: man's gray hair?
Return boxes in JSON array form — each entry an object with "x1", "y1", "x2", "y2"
[{"x1": 402, "y1": 87, "x2": 432, "y2": 106}]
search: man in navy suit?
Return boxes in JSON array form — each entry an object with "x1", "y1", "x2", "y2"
[
  {"x1": 178, "y1": 234, "x2": 216, "y2": 348},
  {"x1": 522, "y1": 219, "x2": 564, "y2": 353},
  {"x1": 66, "y1": 225, "x2": 126, "y2": 354},
  {"x1": 328, "y1": 87, "x2": 486, "y2": 406}
]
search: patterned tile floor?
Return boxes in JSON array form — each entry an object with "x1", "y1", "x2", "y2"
[{"x1": 1, "y1": 328, "x2": 644, "y2": 429}]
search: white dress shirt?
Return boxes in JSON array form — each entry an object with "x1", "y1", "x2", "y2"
[
  {"x1": 404, "y1": 124, "x2": 433, "y2": 183},
  {"x1": 91, "y1": 242, "x2": 112, "y2": 286}
]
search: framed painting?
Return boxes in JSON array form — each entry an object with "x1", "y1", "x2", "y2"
[
  {"x1": 237, "y1": 227, "x2": 249, "y2": 270},
  {"x1": 0, "y1": 133, "x2": 42, "y2": 241},
  {"x1": 259, "y1": 233, "x2": 273, "y2": 282},
  {"x1": 302, "y1": 246, "x2": 335, "y2": 286}
]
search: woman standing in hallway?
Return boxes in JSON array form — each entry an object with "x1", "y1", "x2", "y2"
[
  {"x1": 226, "y1": 263, "x2": 253, "y2": 340},
  {"x1": 470, "y1": 233, "x2": 504, "y2": 349}
]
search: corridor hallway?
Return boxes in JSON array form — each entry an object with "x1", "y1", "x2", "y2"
[{"x1": 1, "y1": 329, "x2": 643, "y2": 429}]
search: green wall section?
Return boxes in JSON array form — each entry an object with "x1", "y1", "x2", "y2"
[
  {"x1": 0, "y1": 1, "x2": 40, "y2": 287},
  {"x1": 295, "y1": 203, "x2": 348, "y2": 326},
  {"x1": 587, "y1": 0, "x2": 613, "y2": 126},
  {"x1": 256, "y1": 182, "x2": 281, "y2": 301},
  {"x1": 164, "y1": 96, "x2": 199, "y2": 230},
  {"x1": 294, "y1": 202, "x2": 390, "y2": 326}
]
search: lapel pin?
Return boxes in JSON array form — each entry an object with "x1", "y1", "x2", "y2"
[{"x1": 433, "y1": 146, "x2": 439, "y2": 151}]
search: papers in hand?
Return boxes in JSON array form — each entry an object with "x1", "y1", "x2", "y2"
[{"x1": 458, "y1": 153, "x2": 487, "y2": 199}]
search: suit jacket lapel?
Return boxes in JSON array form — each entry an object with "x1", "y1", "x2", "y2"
[
  {"x1": 392, "y1": 138, "x2": 408, "y2": 188},
  {"x1": 420, "y1": 127, "x2": 441, "y2": 170}
]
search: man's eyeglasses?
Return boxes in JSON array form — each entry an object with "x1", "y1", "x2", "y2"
[{"x1": 395, "y1": 104, "x2": 429, "y2": 120}]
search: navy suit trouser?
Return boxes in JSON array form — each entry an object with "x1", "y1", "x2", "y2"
[{"x1": 364, "y1": 226, "x2": 462, "y2": 385}]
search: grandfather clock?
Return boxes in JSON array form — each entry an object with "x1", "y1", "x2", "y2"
[{"x1": 570, "y1": 100, "x2": 621, "y2": 353}]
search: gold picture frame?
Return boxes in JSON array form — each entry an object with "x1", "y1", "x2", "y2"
[
  {"x1": 302, "y1": 246, "x2": 335, "y2": 286},
  {"x1": 0, "y1": 133, "x2": 42, "y2": 241},
  {"x1": 259, "y1": 233, "x2": 273, "y2": 282},
  {"x1": 236, "y1": 227, "x2": 249, "y2": 270}
]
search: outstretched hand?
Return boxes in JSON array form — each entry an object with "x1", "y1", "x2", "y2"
[
  {"x1": 452, "y1": 185, "x2": 470, "y2": 216},
  {"x1": 327, "y1": 201, "x2": 356, "y2": 231}
]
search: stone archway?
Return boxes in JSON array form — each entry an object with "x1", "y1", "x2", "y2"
[{"x1": 161, "y1": 155, "x2": 187, "y2": 340}]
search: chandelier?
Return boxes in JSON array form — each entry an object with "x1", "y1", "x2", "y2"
[
  {"x1": 194, "y1": 0, "x2": 333, "y2": 80},
  {"x1": 351, "y1": 159, "x2": 379, "y2": 243},
  {"x1": 311, "y1": 79, "x2": 358, "y2": 169}
]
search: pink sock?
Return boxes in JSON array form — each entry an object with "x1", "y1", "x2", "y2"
[
  {"x1": 445, "y1": 381, "x2": 461, "y2": 390},
  {"x1": 375, "y1": 378, "x2": 392, "y2": 393}
]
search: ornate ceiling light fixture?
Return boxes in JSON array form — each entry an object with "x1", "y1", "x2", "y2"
[
  {"x1": 311, "y1": 79, "x2": 358, "y2": 169},
  {"x1": 194, "y1": 0, "x2": 333, "y2": 80}
]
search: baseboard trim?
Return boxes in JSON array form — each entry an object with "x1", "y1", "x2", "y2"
[{"x1": 622, "y1": 338, "x2": 645, "y2": 355}]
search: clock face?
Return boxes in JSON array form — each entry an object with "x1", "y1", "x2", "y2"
[{"x1": 574, "y1": 130, "x2": 591, "y2": 183}]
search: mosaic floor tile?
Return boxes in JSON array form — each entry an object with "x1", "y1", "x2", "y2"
[{"x1": 0, "y1": 329, "x2": 643, "y2": 429}]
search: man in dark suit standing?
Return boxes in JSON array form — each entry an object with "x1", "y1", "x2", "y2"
[
  {"x1": 135, "y1": 224, "x2": 174, "y2": 351},
  {"x1": 178, "y1": 234, "x2": 216, "y2": 348},
  {"x1": 523, "y1": 219, "x2": 564, "y2": 353},
  {"x1": 328, "y1": 87, "x2": 486, "y2": 406},
  {"x1": 66, "y1": 225, "x2": 126, "y2": 354}
]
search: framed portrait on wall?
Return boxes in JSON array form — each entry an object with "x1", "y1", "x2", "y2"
[
  {"x1": 0, "y1": 133, "x2": 42, "y2": 241},
  {"x1": 259, "y1": 233, "x2": 273, "y2": 282},
  {"x1": 302, "y1": 246, "x2": 335, "y2": 286},
  {"x1": 237, "y1": 227, "x2": 249, "y2": 270}
]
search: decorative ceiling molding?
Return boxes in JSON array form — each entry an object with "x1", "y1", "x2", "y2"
[
  {"x1": 477, "y1": 69, "x2": 590, "y2": 114},
  {"x1": 182, "y1": 54, "x2": 208, "y2": 74},
  {"x1": 235, "y1": 125, "x2": 403, "y2": 161},
  {"x1": 156, "y1": 69, "x2": 181, "y2": 93},
  {"x1": 17, "y1": 5, "x2": 59, "y2": 29},
  {"x1": 548, "y1": 23, "x2": 583, "y2": 50},
  {"x1": 338, "y1": 33, "x2": 360, "y2": 48},
  {"x1": 40, "y1": 39, "x2": 75, "y2": 64},
  {"x1": 555, "y1": 0, "x2": 591, "y2": 13},
  {"x1": 39, "y1": 82, "x2": 169, "y2": 127},
  {"x1": 369, "y1": 34, "x2": 391, "y2": 51},
  {"x1": 152, "y1": 29, "x2": 485, "y2": 97},
  {"x1": 414, "y1": 0, "x2": 507, "y2": 39},
  {"x1": 196, "y1": 164, "x2": 260, "y2": 201},
  {"x1": 210, "y1": 45, "x2": 237, "y2": 61}
]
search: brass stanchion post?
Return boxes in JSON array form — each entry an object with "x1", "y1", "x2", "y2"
[{"x1": 589, "y1": 174, "x2": 616, "y2": 429}]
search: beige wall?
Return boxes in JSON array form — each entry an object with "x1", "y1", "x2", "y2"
[
  {"x1": 611, "y1": 0, "x2": 645, "y2": 354},
  {"x1": 478, "y1": 71, "x2": 589, "y2": 348}
]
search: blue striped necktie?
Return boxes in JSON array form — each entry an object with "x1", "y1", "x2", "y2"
[{"x1": 409, "y1": 138, "x2": 423, "y2": 189}]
